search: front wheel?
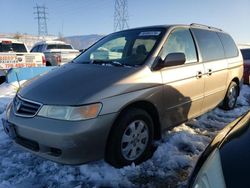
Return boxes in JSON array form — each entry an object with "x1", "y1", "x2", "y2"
[
  {"x1": 105, "y1": 108, "x2": 154, "y2": 168},
  {"x1": 221, "y1": 81, "x2": 239, "y2": 110}
]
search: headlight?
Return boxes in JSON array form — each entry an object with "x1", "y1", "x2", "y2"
[
  {"x1": 38, "y1": 103, "x2": 102, "y2": 121},
  {"x1": 192, "y1": 149, "x2": 226, "y2": 188},
  {"x1": 6, "y1": 102, "x2": 12, "y2": 119}
]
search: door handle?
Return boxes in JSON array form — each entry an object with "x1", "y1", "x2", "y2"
[
  {"x1": 208, "y1": 69, "x2": 212, "y2": 76},
  {"x1": 196, "y1": 71, "x2": 202, "y2": 79}
]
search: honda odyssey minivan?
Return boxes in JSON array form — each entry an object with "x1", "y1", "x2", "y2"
[{"x1": 2, "y1": 24, "x2": 243, "y2": 167}]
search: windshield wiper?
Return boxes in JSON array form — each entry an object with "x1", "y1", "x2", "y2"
[
  {"x1": 91, "y1": 60, "x2": 124, "y2": 67},
  {"x1": 110, "y1": 61, "x2": 124, "y2": 67},
  {"x1": 75, "y1": 59, "x2": 136, "y2": 67}
]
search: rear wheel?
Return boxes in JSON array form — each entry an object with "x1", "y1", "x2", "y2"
[
  {"x1": 105, "y1": 108, "x2": 154, "y2": 168},
  {"x1": 221, "y1": 81, "x2": 239, "y2": 110}
]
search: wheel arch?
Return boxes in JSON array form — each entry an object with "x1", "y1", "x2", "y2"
[
  {"x1": 117, "y1": 100, "x2": 161, "y2": 139},
  {"x1": 104, "y1": 100, "x2": 162, "y2": 159}
]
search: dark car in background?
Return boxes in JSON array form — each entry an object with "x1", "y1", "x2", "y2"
[
  {"x1": 189, "y1": 111, "x2": 250, "y2": 188},
  {"x1": 239, "y1": 46, "x2": 250, "y2": 84}
]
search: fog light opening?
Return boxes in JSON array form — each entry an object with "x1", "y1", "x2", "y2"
[{"x1": 49, "y1": 147, "x2": 62, "y2": 157}]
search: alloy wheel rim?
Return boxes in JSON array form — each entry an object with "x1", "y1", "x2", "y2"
[{"x1": 121, "y1": 120, "x2": 149, "y2": 161}]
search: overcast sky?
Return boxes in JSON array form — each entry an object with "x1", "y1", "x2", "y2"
[{"x1": 0, "y1": 0, "x2": 249, "y2": 43}]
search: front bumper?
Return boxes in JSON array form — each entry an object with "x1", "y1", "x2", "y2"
[{"x1": 6, "y1": 105, "x2": 117, "y2": 165}]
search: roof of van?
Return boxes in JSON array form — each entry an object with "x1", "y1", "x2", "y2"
[
  {"x1": 238, "y1": 44, "x2": 250, "y2": 49},
  {"x1": 33, "y1": 40, "x2": 69, "y2": 45},
  {"x1": 117, "y1": 23, "x2": 224, "y2": 33}
]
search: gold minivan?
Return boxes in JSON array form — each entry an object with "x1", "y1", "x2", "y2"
[{"x1": 3, "y1": 24, "x2": 243, "y2": 167}]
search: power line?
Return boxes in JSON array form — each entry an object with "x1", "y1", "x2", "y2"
[
  {"x1": 34, "y1": 4, "x2": 48, "y2": 38},
  {"x1": 114, "y1": 0, "x2": 129, "y2": 32}
]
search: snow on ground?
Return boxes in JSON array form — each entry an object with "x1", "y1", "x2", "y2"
[{"x1": 0, "y1": 83, "x2": 249, "y2": 188}]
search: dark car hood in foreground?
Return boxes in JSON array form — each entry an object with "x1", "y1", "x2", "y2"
[
  {"x1": 18, "y1": 63, "x2": 160, "y2": 105},
  {"x1": 219, "y1": 112, "x2": 250, "y2": 188},
  {"x1": 188, "y1": 111, "x2": 250, "y2": 188}
]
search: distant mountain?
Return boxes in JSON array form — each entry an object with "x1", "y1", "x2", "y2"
[{"x1": 63, "y1": 34, "x2": 105, "y2": 50}]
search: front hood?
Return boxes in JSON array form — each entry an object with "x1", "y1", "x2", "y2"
[{"x1": 18, "y1": 63, "x2": 160, "y2": 105}]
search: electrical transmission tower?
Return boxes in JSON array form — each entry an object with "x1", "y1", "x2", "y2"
[
  {"x1": 114, "y1": 0, "x2": 129, "y2": 31},
  {"x1": 34, "y1": 4, "x2": 48, "y2": 38}
]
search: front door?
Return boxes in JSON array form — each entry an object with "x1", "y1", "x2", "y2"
[{"x1": 158, "y1": 28, "x2": 205, "y2": 128}]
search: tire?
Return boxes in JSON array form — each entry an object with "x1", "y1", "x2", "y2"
[
  {"x1": 105, "y1": 108, "x2": 154, "y2": 168},
  {"x1": 221, "y1": 81, "x2": 239, "y2": 110}
]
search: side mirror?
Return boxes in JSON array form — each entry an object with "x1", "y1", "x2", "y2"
[{"x1": 161, "y1": 52, "x2": 186, "y2": 68}]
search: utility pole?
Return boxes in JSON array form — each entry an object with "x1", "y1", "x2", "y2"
[
  {"x1": 114, "y1": 0, "x2": 129, "y2": 32},
  {"x1": 34, "y1": 4, "x2": 48, "y2": 39}
]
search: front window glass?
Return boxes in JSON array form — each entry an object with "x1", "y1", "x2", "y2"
[
  {"x1": 160, "y1": 28, "x2": 197, "y2": 64},
  {"x1": 74, "y1": 29, "x2": 165, "y2": 67},
  {"x1": 217, "y1": 32, "x2": 238, "y2": 58}
]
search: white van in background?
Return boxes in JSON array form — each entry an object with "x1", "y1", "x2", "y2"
[{"x1": 31, "y1": 41, "x2": 80, "y2": 66}]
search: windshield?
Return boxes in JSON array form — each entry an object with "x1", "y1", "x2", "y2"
[
  {"x1": 47, "y1": 44, "x2": 73, "y2": 50},
  {"x1": 0, "y1": 43, "x2": 27, "y2": 52},
  {"x1": 73, "y1": 28, "x2": 165, "y2": 67}
]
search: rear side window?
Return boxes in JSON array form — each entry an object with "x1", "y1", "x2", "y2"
[
  {"x1": 217, "y1": 32, "x2": 238, "y2": 58},
  {"x1": 192, "y1": 28, "x2": 224, "y2": 62},
  {"x1": 0, "y1": 43, "x2": 27, "y2": 52},
  {"x1": 160, "y1": 28, "x2": 197, "y2": 64},
  {"x1": 241, "y1": 49, "x2": 250, "y2": 60},
  {"x1": 47, "y1": 44, "x2": 72, "y2": 50}
]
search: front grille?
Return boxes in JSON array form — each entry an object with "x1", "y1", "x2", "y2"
[{"x1": 13, "y1": 95, "x2": 42, "y2": 117}]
